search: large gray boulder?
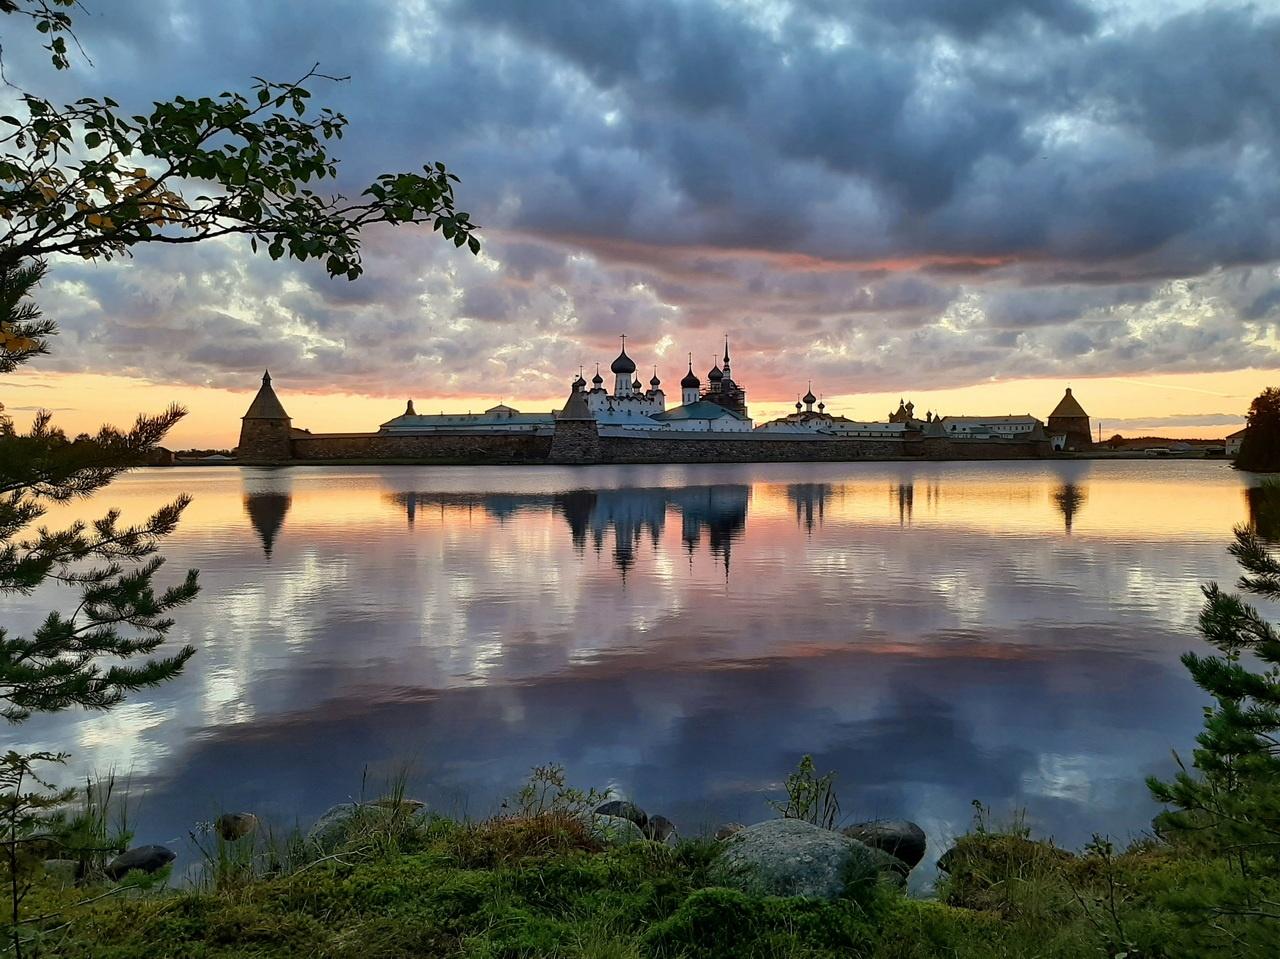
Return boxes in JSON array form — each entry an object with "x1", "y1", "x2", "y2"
[
  {"x1": 306, "y1": 803, "x2": 403, "y2": 851},
  {"x1": 644, "y1": 814, "x2": 677, "y2": 843},
  {"x1": 42, "y1": 859, "x2": 79, "y2": 887},
  {"x1": 714, "y1": 819, "x2": 904, "y2": 900},
  {"x1": 588, "y1": 813, "x2": 646, "y2": 847},
  {"x1": 841, "y1": 820, "x2": 927, "y2": 869},
  {"x1": 105, "y1": 845, "x2": 175, "y2": 880},
  {"x1": 594, "y1": 800, "x2": 647, "y2": 829}
]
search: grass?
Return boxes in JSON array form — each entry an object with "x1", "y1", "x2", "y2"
[
  {"x1": 9, "y1": 802, "x2": 1275, "y2": 958},
  {"x1": 5, "y1": 765, "x2": 1277, "y2": 957}
]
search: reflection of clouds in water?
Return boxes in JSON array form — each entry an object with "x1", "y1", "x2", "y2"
[
  {"x1": 73, "y1": 702, "x2": 174, "y2": 774},
  {"x1": 118, "y1": 643, "x2": 1197, "y2": 888},
  {"x1": 5, "y1": 461, "x2": 1260, "y2": 862}
]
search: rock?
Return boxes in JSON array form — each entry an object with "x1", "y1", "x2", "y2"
[
  {"x1": 370, "y1": 797, "x2": 426, "y2": 812},
  {"x1": 308, "y1": 803, "x2": 361, "y2": 850},
  {"x1": 41, "y1": 859, "x2": 79, "y2": 886},
  {"x1": 714, "y1": 822, "x2": 745, "y2": 841},
  {"x1": 215, "y1": 812, "x2": 259, "y2": 842},
  {"x1": 644, "y1": 814, "x2": 677, "y2": 843},
  {"x1": 841, "y1": 819, "x2": 927, "y2": 869},
  {"x1": 594, "y1": 799, "x2": 647, "y2": 829},
  {"x1": 588, "y1": 813, "x2": 647, "y2": 847},
  {"x1": 714, "y1": 819, "x2": 904, "y2": 900},
  {"x1": 307, "y1": 803, "x2": 393, "y2": 850},
  {"x1": 937, "y1": 834, "x2": 1074, "y2": 877},
  {"x1": 105, "y1": 845, "x2": 175, "y2": 881}
]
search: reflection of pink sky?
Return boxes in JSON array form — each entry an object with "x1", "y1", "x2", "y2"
[
  {"x1": 8, "y1": 462, "x2": 1250, "y2": 859},
  {"x1": 16, "y1": 461, "x2": 1253, "y2": 721}
]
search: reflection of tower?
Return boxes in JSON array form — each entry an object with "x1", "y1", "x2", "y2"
[
  {"x1": 1246, "y1": 483, "x2": 1280, "y2": 542},
  {"x1": 894, "y1": 483, "x2": 914, "y2": 525},
  {"x1": 585, "y1": 488, "x2": 668, "y2": 577},
  {"x1": 242, "y1": 469, "x2": 293, "y2": 557},
  {"x1": 787, "y1": 483, "x2": 833, "y2": 532},
  {"x1": 671, "y1": 485, "x2": 749, "y2": 578},
  {"x1": 554, "y1": 490, "x2": 597, "y2": 551},
  {"x1": 243, "y1": 491, "x2": 292, "y2": 557},
  {"x1": 1052, "y1": 483, "x2": 1087, "y2": 534}
]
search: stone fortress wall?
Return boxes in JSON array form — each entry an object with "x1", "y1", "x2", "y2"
[
  {"x1": 290, "y1": 430, "x2": 552, "y2": 463},
  {"x1": 236, "y1": 370, "x2": 1062, "y2": 466},
  {"x1": 258, "y1": 422, "x2": 1050, "y2": 465}
]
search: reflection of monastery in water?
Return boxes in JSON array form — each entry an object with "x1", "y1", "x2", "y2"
[
  {"x1": 388, "y1": 485, "x2": 749, "y2": 577},
  {"x1": 237, "y1": 339, "x2": 1092, "y2": 465}
]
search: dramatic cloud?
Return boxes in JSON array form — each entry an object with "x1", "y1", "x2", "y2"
[{"x1": 5, "y1": 0, "x2": 1280, "y2": 403}]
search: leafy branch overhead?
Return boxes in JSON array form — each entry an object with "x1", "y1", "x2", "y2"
[{"x1": 0, "y1": 62, "x2": 479, "y2": 279}]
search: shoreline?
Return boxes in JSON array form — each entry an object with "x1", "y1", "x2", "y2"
[{"x1": 159, "y1": 450, "x2": 1236, "y2": 468}]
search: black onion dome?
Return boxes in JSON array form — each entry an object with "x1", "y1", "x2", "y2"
[
  {"x1": 610, "y1": 349, "x2": 636, "y2": 375},
  {"x1": 650, "y1": 373, "x2": 661, "y2": 387},
  {"x1": 592, "y1": 369, "x2": 604, "y2": 385},
  {"x1": 708, "y1": 363, "x2": 723, "y2": 381},
  {"x1": 803, "y1": 389, "x2": 817, "y2": 404},
  {"x1": 632, "y1": 377, "x2": 642, "y2": 390},
  {"x1": 680, "y1": 364, "x2": 700, "y2": 388}
]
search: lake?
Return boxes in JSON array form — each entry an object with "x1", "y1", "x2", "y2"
[{"x1": 5, "y1": 460, "x2": 1269, "y2": 877}]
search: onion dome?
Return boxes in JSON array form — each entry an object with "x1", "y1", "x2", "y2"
[
  {"x1": 818, "y1": 401, "x2": 825, "y2": 412},
  {"x1": 650, "y1": 371, "x2": 661, "y2": 387},
  {"x1": 632, "y1": 377, "x2": 642, "y2": 391},
  {"x1": 708, "y1": 363, "x2": 723, "y2": 382},
  {"x1": 611, "y1": 348, "x2": 636, "y2": 375},
  {"x1": 573, "y1": 373, "x2": 587, "y2": 390},
  {"x1": 680, "y1": 359, "x2": 700, "y2": 389},
  {"x1": 592, "y1": 364, "x2": 604, "y2": 386},
  {"x1": 802, "y1": 388, "x2": 817, "y2": 405},
  {"x1": 795, "y1": 400, "x2": 803, "y2": 411}
]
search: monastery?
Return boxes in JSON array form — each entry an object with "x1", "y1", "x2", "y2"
[{"x1": 237, "y1": 338, "x2": 1092, "y2": 465}]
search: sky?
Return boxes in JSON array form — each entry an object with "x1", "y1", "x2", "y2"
[{"x1": 4, "y1": 0, "x2": 1280, "y2": 446}]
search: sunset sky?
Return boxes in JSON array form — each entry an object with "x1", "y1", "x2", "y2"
[{"x1": 4, "y1": 0, "x2": 1280, "y2": 446}]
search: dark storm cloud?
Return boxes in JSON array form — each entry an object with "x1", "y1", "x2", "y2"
[
  {"x1": 5, "y1": 0, "x2": 1279, "y2": 399},
  {"x1": 856, "y1": 0, "x2": 1099, "y2": 38}
]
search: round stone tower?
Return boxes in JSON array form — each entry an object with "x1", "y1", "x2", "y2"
[{"x1": 237, "y1": 370, "x2": 294, "y2": 464}]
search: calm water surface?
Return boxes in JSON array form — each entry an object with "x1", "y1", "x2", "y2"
[{"x1": 5, "y1": 460, "x2": 1271, "y2": 871}]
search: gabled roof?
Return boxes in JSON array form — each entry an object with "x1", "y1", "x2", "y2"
[
  {"x1": 1227, "y1": 427, "x2": 1249, "y2": 439},
  {"x1": 485, "y1": 404, "x2": 520, "y2": 414},
  {"x1": 1049, "y1": 388, "x2": 1088, "y2": 419},
  {"x1": 651, "y1": 400, "x2": 749, "y2": 422},
  {"x1": 242, "y1": 370, "x2": 290, "y2": 420}
]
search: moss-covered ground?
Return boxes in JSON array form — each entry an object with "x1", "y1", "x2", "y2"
[{"x1": 14, "y1": 808, "x2": 1277, "y2": 959}]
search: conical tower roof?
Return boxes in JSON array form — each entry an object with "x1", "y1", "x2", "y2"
[
  {"x1": 1049, "y1": 387, "x2": 1088, "y2": 419},
  {"x1": 559, "y1": 384, "x2": 593, "y2": 420},
  {"x1": 242, "y1": 370, "x2": 291, "y2": 420}
]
